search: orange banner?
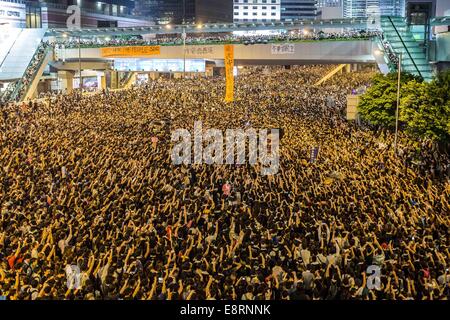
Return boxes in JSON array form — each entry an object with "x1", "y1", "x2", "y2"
[
  {"x1": 101, "y1": 46, "x2": 161, "y2": 58},
  {"x1": 224, "y1": 44, "x2": 234, "y2": 103}
]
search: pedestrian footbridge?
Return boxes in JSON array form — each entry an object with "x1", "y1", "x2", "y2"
[
  {"x1": 1, "y1": 16, "x2": 450, "y2": 103},
  {"x1": 59, "y1": 39, "x2": 376, "y2": 65}
]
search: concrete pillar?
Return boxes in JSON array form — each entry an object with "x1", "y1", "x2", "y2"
[
  {"x1": 110, "y1": 70, "x2": 119, "y2": 89},
  {"x1": 205, "y1": 65, "x2": 214, "y2": 77},
  {"x1": 101, "y1": 75, "x2": 106, "y2": 90},
  {"x1": 58, "y1": 71, "x2": 74, "y2": 94},
  {"x1": 150, "y1": 72, "x2": 159, "y2": 80},
  {"x1": 97, "y1": 71, "x2": 106, "y2": 90}
]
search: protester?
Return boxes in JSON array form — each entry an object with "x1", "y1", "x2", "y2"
[
  {"x1": 54, "y1": 30, "x2": 378, "y2": 49},
  {"x1": 0, "y1": 42, "x2": 50, "y2": 104},
  {"x1": 0, "y1": 66, "x2": 448, "y2": 300}
]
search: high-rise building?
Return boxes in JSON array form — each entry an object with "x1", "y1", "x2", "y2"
[
  {"x1": 317, "y1": 0, "x2": 342, "y2": 7},
  {"x1": 135, "y1": 0, "x2": 233, "y2": 25},
  {"x1": 343, "y1": 0, "x2": 374, "y2": 17},
  {"x1": 343, "y1": 0, "x2": 405, "y2": 18},
  {"x1": 318, "y1": 0, "x2": 344, "y2": 19},
  {"x1": 280, "y1": 0, "x2": 317, "y2": 21},
  {"x1": 233, "y1": 0, "x2": 282, "y2": 22},
  {"x1": 23, "y1": 0, "x2": 152, "y2": 28},
  {"x1": 379, "y1": 0, "x2": 406, "y2": 16},
  {"x1": 233, "y1": 0, "x2": 317, "y2": 22}
]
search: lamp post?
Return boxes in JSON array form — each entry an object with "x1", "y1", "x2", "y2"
[
  {"x1": 182, "y1": 27, "x2": 186, "y2": 79},
  {"x1": 78, "y1": 35, "x2": 82, "y2": 97},
  {"x1": 182, "y1": 0, "x2": 186, "y2": 110},
  {"x1": 182, "y1": 0, "x2": 186, "y2": 79},
  {"x1": 394, "y1": 52, "x2": 402, "y2": 156},
  {"x1": 374, "y1": 48, "x2": 402, "y2": 156}
]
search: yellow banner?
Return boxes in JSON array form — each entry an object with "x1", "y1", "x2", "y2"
[
  {"x1": 224, "y1": 44, "x2": 234, "y2": 103},
  {"x1": 101, "y1": 46, "x2": 161, "y2": 58}
]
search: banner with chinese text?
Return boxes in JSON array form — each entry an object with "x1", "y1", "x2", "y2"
[
  {"x1": 101, "y1": 46, "x2": 161, "y2": 58},
  {"x1": 224, "y1": 44, "x2": 234, "y2": 103},
  {"x1": 271, "y1": 44, "x2": 295, "y2": 55}
]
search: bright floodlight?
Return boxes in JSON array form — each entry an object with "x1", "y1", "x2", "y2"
[
  {"x1": 197, "y1": 24, "x2": 203, "y2": 29},
  {"x1": 166, "y1": 25, "x2": 172, "y2": 29},
  {"x1": 374, "y1": 49, "x2": 383, "y2": 55}
]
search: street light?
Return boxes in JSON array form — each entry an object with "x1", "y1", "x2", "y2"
[
  {"x1": 374, "y1": 48, "x2": 402, "y2": 155},
  {"x1": 79, "y1": 35, "x2": 82, "y2": 97},
  {"x1": 182, "y1": 0, "x2": 187, "y2": 80},
  {"x1": 394, "y1": 52, "x2": 402, "y2": 156},
  {"x1": 182, "y1": 27, "x2": 186, "y2": 78},
  {"x1": 182, "y1": 0, "x2": 186, "y2": 110}
]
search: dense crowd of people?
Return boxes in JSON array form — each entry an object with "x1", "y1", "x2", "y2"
[
  {"x1": 0, "y1": 66, "x2": 448, "y2": 300},
  {"x1": 2, "y1": 29, "x2": 379, "y2": 105},
  {"x1": 378, "y1": 37, "x2": 400, "y2": 69},
  {"x1": 0, "y1": 42, "x2": 50, "y2": 104},
  {"x1": 55, "y1": 30, "x2": 378, "y2": 49}
]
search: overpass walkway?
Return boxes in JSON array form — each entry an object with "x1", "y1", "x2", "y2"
[
  {"x1": 0, "y1": 29, "x2": 47, "y2": 81},
  {"x1": 2, "y1": 15, "x2": 450, "y2": 103}
]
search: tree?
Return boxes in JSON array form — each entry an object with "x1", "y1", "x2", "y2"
[
  {"x1": 435, "y1": 71, "x2": 450, "y2": 141},
  {"x1": 358, "y1": 72, "x2": 421, "y2": 128},
  {"x1": 400, "y1": 74, "x2": 450, "y2": 143}
]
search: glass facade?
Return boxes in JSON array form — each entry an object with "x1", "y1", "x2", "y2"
[
  {"x1": 379, "y1": 0, "x2": 405, "y2": 16},
  {"x1": 343, "y1": 0, "x2": 405, "y2": 18},
  {"x1": 280, "y1": 0, "x2": 317, "y2": 21},
  {"x1": 134, "y1": 0, "x2": 232, "y2": 25},
  {"x1": 26, "y1": 4, "x2": 41, "y2": 28},
  {"x1": 317, "y1": 0, "x2": 342, "y2": 7},
  {"x1": 114, "y1": 58, "x2": 206, "y2": 72},
  {"x1": 22, "y1": 0, "x2": 149, "y2": 28}
]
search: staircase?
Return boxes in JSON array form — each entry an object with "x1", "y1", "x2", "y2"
[
  {"x1": 119, "y1": 72, "x2": 136, "y2": 89},
  {"x1": 315, "y1": 64, "x2": 349, "y2": 86},
  {"x1": 0, "y1": 28, "x2": 47, "y2": 81},
  {"x1": 380, "y1": 16, "x2": 433, "y2": 82},
  {"x1": 4, "y1": 44, "x2": 53, "y2": 103},
  {"x1": 22, "y1": 49, "x2": 53, "y2": 101}
]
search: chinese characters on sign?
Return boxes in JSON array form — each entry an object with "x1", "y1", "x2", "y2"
[
  {"x1": 224, "y1": 45, "x2": 234, "y2": 103},
  {"x1": 271, "y1": 44, "x2": 295, "y2": 55},
  {"x1": 101, "y1": 46, "x2": 161, "y2": 58},
  {"x1": 184, "y1": 46, "x2": 214, "y2": 56}
]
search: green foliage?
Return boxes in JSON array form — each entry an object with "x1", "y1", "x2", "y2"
[
  {"x1": 400, "y1": 72, "x2": 450, "y2": 143},
  {"x1": 358, "y1": 70, "x2": 450, "y2": 143},
  {"x1": 358, "y1": 72, "x2": 420, "y2": 127}
]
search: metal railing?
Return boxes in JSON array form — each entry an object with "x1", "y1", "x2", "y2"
[
  {"x1": 387, "y1": 16, "x2": 423, "y2": 79},
  {"x1": 9, "y1": 44, "x2": 51, "y2": 102},
  {"x1": 374, "y1": 36, "x2": 399, "y2": 72},
  {"x1": 36, "y1": 2, "x2": 148, "y2": 21},
  {"x1": 119, "y1": 72, "x2": 133, "y2": 87},
  {"x1": 59, "y1": 34, "x2": 375, "y2": 49},
  {"x1": 46, "y1": 17, "x2": 376, "y2": 37}
]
